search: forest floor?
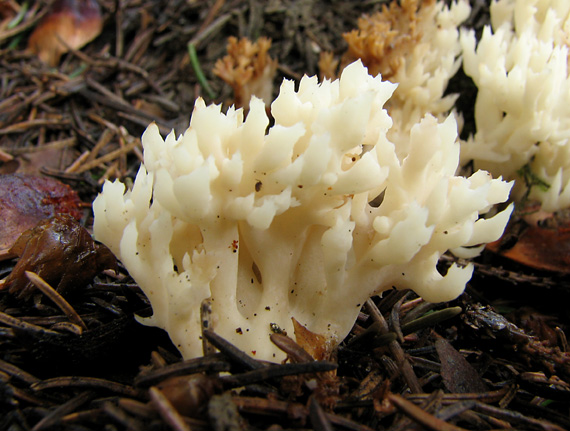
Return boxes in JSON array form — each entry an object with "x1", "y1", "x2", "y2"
[{"x1": 1, "y1": 1, "x2": 569, "y2": 430}]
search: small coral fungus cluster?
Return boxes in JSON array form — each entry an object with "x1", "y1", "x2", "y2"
[
  {"x1": 460, "y1": 0, "x2": 570, "y2": 211},
  {"x1": 213, "y1": 36, "x2": 277, "y2": 109},
  {"x1": 335, "y1": 0, "x2": 570, "y2": 212}
]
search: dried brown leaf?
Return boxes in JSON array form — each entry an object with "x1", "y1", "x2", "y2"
[
  {"x1": 292, "y1": 318, "x2": 330, "y2": 362},
  {"x1": 0, "y1": 173, "x2": 82, "y2": 258},
  {"x1": 4, "y1": 214, "x2": 116, "y2": 300},
  {"x1": 27, "y1": 0, "x2": 103, "y2": 66},
  {"x1": 487, "y1": 210, "x2": 570, "y2": 274}
]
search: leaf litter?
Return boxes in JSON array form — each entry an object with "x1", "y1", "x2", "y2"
[{"x1": 0, "y1": 0, "x2": 569, "y2": 430}]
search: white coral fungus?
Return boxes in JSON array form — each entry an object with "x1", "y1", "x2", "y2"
[
  {"x1": 385, "y1": 0, "x2": 471, "y2": 144},
  {"x1": 93, "y1": 61, "x2": 513, "y2": 361},
  {"x1": 460, "y1": 0, "x2": 570, "y2": 211}
]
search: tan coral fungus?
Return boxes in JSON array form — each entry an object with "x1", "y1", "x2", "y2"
[
  {"x1": 213, "y1": 36, "x2": 278, "y2": 109},
  {"x1": 342, "y1": 0, "x2": 434, "y2": 80}
]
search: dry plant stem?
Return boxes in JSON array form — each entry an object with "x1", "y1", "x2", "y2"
[
  {"x1": 134, "y1": 354, "x2": 230, "y2": 387},
  {"x1": 0, "y1": 147, "x2": 14, "y2": 161},
  {"x1": 97, "y1": 162, "x2": 119, "y2": 186},
  {"x1": 406, "y1": 387, "x2": 512, "y2": 404},
  {"x1": 78, "y1": 89, "x2": 174, "y2": 133},
  {"x1": 50, "y1": 321, "x2": 84, "y2": 335},
  {"x1": 475, "y1": 413, "x2": 512, "y2": 430},
  {"x1": 0, "y1": 310, "x2": 60, "y2": 335},
  {"x1": 0, "y1": 118, "x2": 70, "y2": 135},
  {"x1": 345, "y1": 323, "x2": 397, "y2": 348},
  {"x1": 401, "y1": 300, "x2": 436, "y2": 324},
  {"x1": 497, "y1": 383, "x2": 518, "y2": 409},
  {"x1": 400, "y1": 297, "x2": 424, "y2": 313},
  {"x1": 0, "y1": 358, "x2": 40, "y2": 384},
  {"x1": 365, "y1": 299, "x2": 422, "y2": 393},
  {"x1": 85, "y1": 76, "x2": 132, "y2": 109},
  {"x1": 203, "y1": 329, "x2": 265, "y2": 370},
  {"x1": 401, "y1": 306, "x2": 463, "y2": 335},
  {"x1": 74, "y1": 137, "x2": 139, "y2": 174},
  {"x1": 440, "y1": 254, "x2": 561, "y2": 289},
  {"x1": 270, "y1": 333, "x2": 315, "y2": 363},
  {"x1": 149, "y1": 386, "x2": 191, "y2": 431},
  {"x1": 103, "y1": 402, "x2": 144, "y2": 430},
  {"x1": 90, "y1": 297, "x2": 122, "y2": 316},
  {"x1": 124, "y1": 27, "x2": 155, "y2": 65},
  {"x1": 377, "y1": 289, "x2": 410, "y2": 315},
  {"x1": 233, "y1": 396, "x2": 307, "y2": 420},
  {"x1": 88, "y1": 112, "x2": 121, "y2": 132},
  {"x1": 235, "y1": 396, "x2": 375, "y2": 431},
  {"x1": 390, "y1": 293, "x2": 409, "y2": 343},
  {"x1": 326, "y1": 413, "x2": 376, "y2": 431},
  {"x1": 409, "y1": 356, "x2": 441, "y2": 372},
  {"x1": 25, "y1": 271, "x2": 87, "y2": 331},
  {"x1": 472, "y1": 401, "x2": 567, "y2": 431},
  {"x1": 309, "y1": 396, "x2": 334, "y2": 431},
  {"x1": 115, "y1": 0, "x2": 124, "y2": 58},
  {"x1": 150, "y1": 351, "x2": 168, "y2": 369},
  {"x1": 116, "y1": 111, "x2": 172, "y2": 135},
  {"x1": 60, "y1": 410, "x2": 104, "y2": 425},
  {"x1": 31, "y1": 391, "x2": 94, "y2": 431},
  {"x1": 393, "y1": 387, "x2": 443, "y2": 431},
  {"x1": 85, "y1": 128, "x2": 115, "y2": 163},
  {"x1": 119, "y1": 398, "x2": 156, "y2": 419},
  {"x1": 196, "y1": 0, "x2": 226, "y2": 36},
  {"x1": 39, "y1": 167, "x2": 85, "y2": 181},
  {"x1": 65, "y1": 150, "x2": 90, "y2": 173},
  {"x1": 219, "y1": 362, "x2": 337, "y2": 388},
  {"x1": 66, "y1": 47, "x2": 152, "y2": 80},
  {"x1": 0, "y1": 3, "x2": 47, "y2": 43},
  {"x1": 435, "y1": 400, "x2": 476, "y2": 421},
  {"x1": 10, "y1": 386, "x2": 48, "y2": 406},
  {"x1": 188, "y1": 13, "x2": 232, "y2": 49},
  {"x1": 32, "y1": 376, "x2": 142, "y2": 398},
  {"x1": 388, "y1": 393, "x2": 468, "y2": 431}
]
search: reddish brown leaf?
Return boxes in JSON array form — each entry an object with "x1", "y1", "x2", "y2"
[
  {"x1": 27, "y1": 0, "x2": 103, "y2": 66},
  {"x1": 487, "y1": 211, "x2": 570, "y2": 274},
  {"x1": 0, "y1": 173, "x2": 82, "y2": 258},
  {"x1": 3, "y1": 214, "x2": 116, "y2": 300}
]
